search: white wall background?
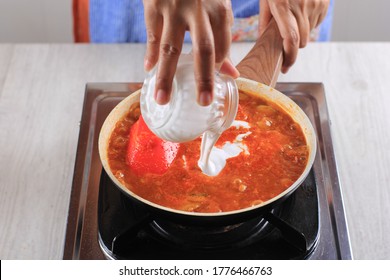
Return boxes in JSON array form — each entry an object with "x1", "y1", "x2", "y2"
[
  {"x1": 0, "y1": 0, "x2": 73, "y2": 43},
  {"x1": 0, "y1": 0, "x2": 389, "y2": 43},
  {"x1": 332, "y1": 0, "x2": 390, "y2": 41}
]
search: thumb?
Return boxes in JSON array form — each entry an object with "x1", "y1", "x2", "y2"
[{"x1": 218, "y1": 57, "x2": 240, "y2": 79}]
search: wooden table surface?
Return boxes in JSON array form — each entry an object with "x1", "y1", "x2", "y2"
[{"x1": 0, "y1": 43, "x2": 389, "y2": 260}]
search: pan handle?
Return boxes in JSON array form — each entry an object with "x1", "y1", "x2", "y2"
[{"x1": 236, "y1": 18, "x2": 283, "y2": 88}]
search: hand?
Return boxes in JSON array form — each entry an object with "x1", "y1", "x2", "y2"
[
  {"x1": 259, "y1": 0, "x2": 330, "y2": 73},
  {"x1": 143, "y1": 0, "x2": 239, "y2": 106}
]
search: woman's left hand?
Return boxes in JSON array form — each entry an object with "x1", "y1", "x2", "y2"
[{"x1": 259, "y1": 0, "x2": 330, "y2": 73}]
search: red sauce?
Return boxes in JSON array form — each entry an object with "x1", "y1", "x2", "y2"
[{"x1": 107, "y1": 91, "x2": 308, "y2": 213}]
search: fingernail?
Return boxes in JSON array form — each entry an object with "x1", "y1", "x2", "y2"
[
  {"x1": 155, "y1": 89, "x2": 168, "y2": 105},
  {"x1": 232, "y1": 65, "x2": 240, "y2": 78},
  {"x1": 199, "y1": 91, "x2": 212, "y2": 106}
]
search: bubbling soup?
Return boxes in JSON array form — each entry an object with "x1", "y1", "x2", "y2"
[{"x1": 107, "y1": 90, "x2": 309, "y2": 213}]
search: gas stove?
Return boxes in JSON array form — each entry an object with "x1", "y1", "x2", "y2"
[{"x1": 63, "y1": 83, "x2": 352, "y2": 260}]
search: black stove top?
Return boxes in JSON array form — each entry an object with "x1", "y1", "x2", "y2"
[
  {"x1": 63, "y1": 83, "x2": 352, "y2": 260},
  {"x1": 98, "y1": 169, "x2": 319, "y2": 259}
]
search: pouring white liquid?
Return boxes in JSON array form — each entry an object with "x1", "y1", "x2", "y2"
[
  {"x1": 140, "y1": 54, "x2": 239, "y2": 176},
  {"x1": 198, "y1": 121, "x2": 251, "y2": 176}
]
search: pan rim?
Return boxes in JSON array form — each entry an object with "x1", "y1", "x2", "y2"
[{"x1": 98, "y1": 77, "x2": 317, "y2": 218}]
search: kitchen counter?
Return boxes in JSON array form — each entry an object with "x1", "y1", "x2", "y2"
[{"x1": 0, "y1": 43, "x2": 389, "y2": 260}]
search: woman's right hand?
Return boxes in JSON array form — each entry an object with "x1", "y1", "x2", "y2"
[{"x1": 143, "y1": 0, "x2": 239, "y2": 106}]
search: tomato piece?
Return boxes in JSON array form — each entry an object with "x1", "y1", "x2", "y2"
[{"x1": 127, "y1": 116, "x2": 180, "y2": 175}]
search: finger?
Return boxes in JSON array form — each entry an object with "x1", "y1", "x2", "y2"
[
  {"x1": 189, "y1": 10, "x2": 215, "y2": 106},
  {"x1": 292, "y1": 8, "x2": 310, "y2": 48},
  {"x1": 313, "y1": 7, "x2": 329, "y2": 28},
  {"x1": 209, "y1": 2, "x2": 232, "y2": 63},
  {"x1": 268, "y1": 1, "x2": 300, "y2": 73},
  {"x1": 309, "y1": 13, "x2": 321, "y2": 34},
  {"x1": 259, "y1": 0, "x2": 272, "y2": 36},
  {"x1": 314, "y1": 0, "x2": 330, "y2": 28},
  {"x1": 154, "y1": 19, "x2": 185, "y2": 105},
  {"x1": 144, "y1": 7, "x2": 163, "y2": 71}
]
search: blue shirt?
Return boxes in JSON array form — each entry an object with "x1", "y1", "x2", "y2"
[{"x1": 90, "y1": 0, "x2": 334, "y2": 43}]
